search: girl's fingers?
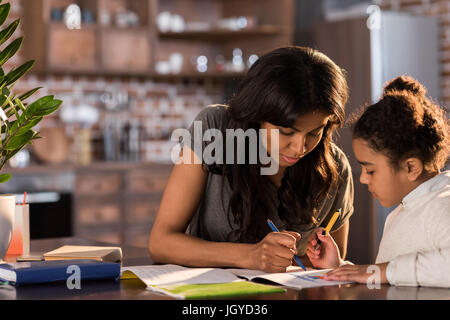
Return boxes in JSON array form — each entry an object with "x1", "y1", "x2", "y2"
[
  {"x1": 324, "y1": 271, "x2": 364, "y2": 283},
  {"x1": 325, "y1": 266, "x2": 360, "y2": 278},
  {"x1": 327, "y1": 265, "x2": 355, "y2": 274},
  {"x1": 306, "y1": 248, "x2": 320, "y2": 259},
  {"x1": 324, "y1": 274, "x2": 349, "y2": 281},
  {"x1": 305, "y1": 248, "x2": 317, "y2": 259},
  {"x1": 317, "y1": 231, "x2": 331, "y2": 242}
]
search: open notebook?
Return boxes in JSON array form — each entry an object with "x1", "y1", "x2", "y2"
[
  {"x1": 121, "y1": 264, "x2": 350, "y2": 298},
  {"x1": 121, "y1": 264, "x2": 284, "y2": 299},
  {"x1": 226, "y1": 267, "x2": 351, "y2": 289}
]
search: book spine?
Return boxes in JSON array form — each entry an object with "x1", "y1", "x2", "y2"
[{"x1": 17, "y1": 263, "x2": 120, "y2": 285}]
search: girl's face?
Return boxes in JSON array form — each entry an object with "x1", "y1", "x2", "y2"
[
  {"x1": 260, "y1": 112, "x2": 330, "y2": 168},
  {"x1": 352, "y1": 138, "x2": 411, "y2": 207}
]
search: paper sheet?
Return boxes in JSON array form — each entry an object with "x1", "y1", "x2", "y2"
[
  {"x1": 226, "y1": 265, "x2": 306, "y2": 279},
  {"x1": 121, "y1": 264, "x2": 241, "y2": 286},
  {"x1": 235, "y1": 268, "x2": 351, "y2": 289}
]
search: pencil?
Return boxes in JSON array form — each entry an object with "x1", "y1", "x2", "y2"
[
  {"x1": 266, "y1": 219, "x2": 307, "y2": 271},
  {"x1": 314, "y1": 208, "x2": 341, "y2": 250}
]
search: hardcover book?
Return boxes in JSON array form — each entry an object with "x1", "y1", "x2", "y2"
[{"x1": 0, "y1": 259, "x2": 121, "y2": 285}]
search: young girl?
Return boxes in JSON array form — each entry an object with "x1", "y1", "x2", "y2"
[
  {"x1": 149, "y1": 46, "x2": 354, "y2": 272},
  {"x1": 307, "y1": 76, "x2": 450, "y2": 287}
]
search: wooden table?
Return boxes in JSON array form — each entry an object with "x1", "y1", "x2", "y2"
[{"x1": 1, "y1": 237, "x2": 450, "y2": 301}]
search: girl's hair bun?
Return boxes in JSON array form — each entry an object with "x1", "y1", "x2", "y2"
[{"x1": 383, "y1": 75, "x2": 427, "y2": 97}]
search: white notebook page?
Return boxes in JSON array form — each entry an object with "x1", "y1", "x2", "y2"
[{"x1": 121, "y1": 264, "x2": 241, "y2": 286}]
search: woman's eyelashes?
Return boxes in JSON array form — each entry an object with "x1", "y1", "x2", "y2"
[
  {"x1": 279, "y1": 128, "x2": 323, "y2": 137},
  {"x1": 308, "y1": 131, "x2": 322, "y2": 138},
  {"x1": 279, "y1": 129, "x2": 295, "y2": 136}
]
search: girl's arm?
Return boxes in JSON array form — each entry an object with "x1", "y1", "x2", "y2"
[
  {"x1": 380, "y1": 247, "x2": 450, "y2": 287},
  {"x1": 330, "y1": 220, "x2": 349, "y2": 259},
  {"x1": 148, "y1": 146, "x2": 300, "y2": 272}
]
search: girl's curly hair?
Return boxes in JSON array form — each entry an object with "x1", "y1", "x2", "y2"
[{"x1": 352, "y1": 75, "x2": 449, "y2": 173}]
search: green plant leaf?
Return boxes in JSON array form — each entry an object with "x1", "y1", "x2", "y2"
[
  {"x1": 16, "y1": 117, "x2": 42, "y2": 135},
  {"x1": 4, "y1": 59, "x2": 34, "y2": 86},
  {"x1": 0, "y1": 18, "x2": 19, "y2": 47},
  {"x1": 0, "y1": 3, "x2": 10, "y2": 26},
  {"x1": 0, "y1": 37, "x2": 22, "y2": 67},
  {"x1": 5, "y1": 128, "x2": 34, "y2": 150},
  {"x1": 1, "y1": 86, "x2": 9, "y2": 97},
  {"x1": 18, "y1": 87, "x2": 41, "y2": 102},
  {"x1": 0, "y1": 92, "x2": 6, "y2": 109},
  {"x1": 0, "y1": 173, "x2": 11, "y2": 183},
  {"x1": 26, "y1": 95, "x2": 62, "y2": 117}
]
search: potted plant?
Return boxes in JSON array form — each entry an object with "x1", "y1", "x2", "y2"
[{"x1": 0, "y1": 1, "x2": 62, "y2": 260}]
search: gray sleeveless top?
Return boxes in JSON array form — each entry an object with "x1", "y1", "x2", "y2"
[{"x1": 183, "y1": 105, "x2": 354, "y2": 255}]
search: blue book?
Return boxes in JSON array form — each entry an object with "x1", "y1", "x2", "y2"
[{"x1": 0, "y1": 259, "x2": 120, "y2": 285}]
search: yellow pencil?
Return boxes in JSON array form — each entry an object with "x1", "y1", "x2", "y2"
[
  {"x1": 314, "y1": 208, "x2": 341, "y2": 250},
  {"x1": 324, "y1": 208, "x2": 341, "y2": 234}
]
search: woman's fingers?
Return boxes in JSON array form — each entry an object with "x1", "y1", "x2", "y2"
[
  {"x1": 271, "y1": 254, "x2": 293, "y2": 267},
  {"x1": 260, "y1": 232, "x2": 296, "y2": 263},
  {"x1": 280, "y1": 230, "x2": 301, "y2": 241},
  {"x1": 268, "y1": 232, "x2": 298, "y2": 250}
]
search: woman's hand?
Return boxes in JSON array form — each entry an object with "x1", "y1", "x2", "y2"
[
  {"x1": 306, "y1": 228, "x2": 342, "y2": 269},
  {"x1": 323, "y1": 263, "x2": 389, "y2": 284},
  {"x1": 249, "y1": 231, "x2": 301, "y2": 273}
]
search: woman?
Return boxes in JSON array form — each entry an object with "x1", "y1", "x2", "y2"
[{"x1": 149, "y1": 46, "x2": 354, "y2": 272}]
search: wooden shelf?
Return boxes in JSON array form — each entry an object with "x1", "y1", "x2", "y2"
[
  {"x1": 47, "y1": 22, "x2": 150, "y2": 32},
  {"x1": 158, "y1": 25, "x2": 282, "y2": 40},
  {"x1": 22, "y1": 0, "x2": 294, "y2": 79},
  {"x1": 35, "y1": 69, "x2": 246, "y2": 81},
  {"x1": 150, "y1": 71, "x2": 246, "y2": 80},
  {"x1": 46, "y1": 22, "x2": 98, "y2": 30}
]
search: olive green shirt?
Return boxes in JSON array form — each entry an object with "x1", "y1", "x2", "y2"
[{"x1": 184, "y1": 105, "x2": 354, "y2": 255}]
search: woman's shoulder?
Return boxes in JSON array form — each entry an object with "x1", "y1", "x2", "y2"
[
  {"x1": 329, "y1": 143, "x2": 352, "y2": 175},
  {"x1": 193, "y1": 104, "x2": 230, "y2": 129}
]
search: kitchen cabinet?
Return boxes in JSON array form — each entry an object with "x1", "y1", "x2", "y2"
[
  {"x1": 21, "y1": 0, "x2": 294, "y2": 79},
  {"x1": 1, "y1": 162, "x2": 173, "y2": 248},
  {"x1": 73, "y1": 163, "x2": 172, "y2": 247}
]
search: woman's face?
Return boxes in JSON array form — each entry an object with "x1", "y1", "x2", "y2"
[{"x1": 260, "y1": 111, "x2": 330, "y2": 168}]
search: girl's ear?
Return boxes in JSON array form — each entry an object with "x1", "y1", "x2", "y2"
[{"x1": 402, "y1": 158, "x2": 424, "y2": 182}]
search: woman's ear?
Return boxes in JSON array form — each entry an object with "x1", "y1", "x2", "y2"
[{"x1": 401, "y1": 157, "x2": 424, "y2": 182}]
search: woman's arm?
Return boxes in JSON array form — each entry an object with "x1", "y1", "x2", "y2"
[{"x1": 149, "y1": 146, "x2": 299, "y2": 272}]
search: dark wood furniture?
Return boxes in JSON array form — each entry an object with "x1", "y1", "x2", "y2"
[
  {"x1": 2, "y1": 237, "x2": 449, "y2": 300},
  {"x1": 21, "y1": 0, "x2": 294, "y2": 79},
  {"x1": 2, "y1": 162, "x2": 173, "y2": 248}
]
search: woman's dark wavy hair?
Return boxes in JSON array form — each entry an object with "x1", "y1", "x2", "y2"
[
  {"x1": 352, "y1": 75, "x2": 450, "y2": 173},
  {"x1": 211, "y1": 46, "x2": 348, "y2": 243}
]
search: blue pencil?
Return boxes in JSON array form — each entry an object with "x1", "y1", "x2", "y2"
[{"x1": 266, "y1": 219, "x2": 307, "y2": 271}]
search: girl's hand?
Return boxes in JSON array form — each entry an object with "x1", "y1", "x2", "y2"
[
  {"x1": 306, "y1": 228, "x2": 342, "y2": 269},
  {"x1": 323, "y1": 263, "x2": 389, "y2": 284},
  {"x1": 249, "y1": 231, "x2": 301, "y2": 273}
]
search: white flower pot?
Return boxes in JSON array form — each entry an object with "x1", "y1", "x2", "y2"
[{"x1": 0, "y1": 194, "x2": 15, "y2": 262}]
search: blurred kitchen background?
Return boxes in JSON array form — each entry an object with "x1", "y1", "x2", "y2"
[{"x1": 0, "y1": 0, "x2": 447, "y2": 264}]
